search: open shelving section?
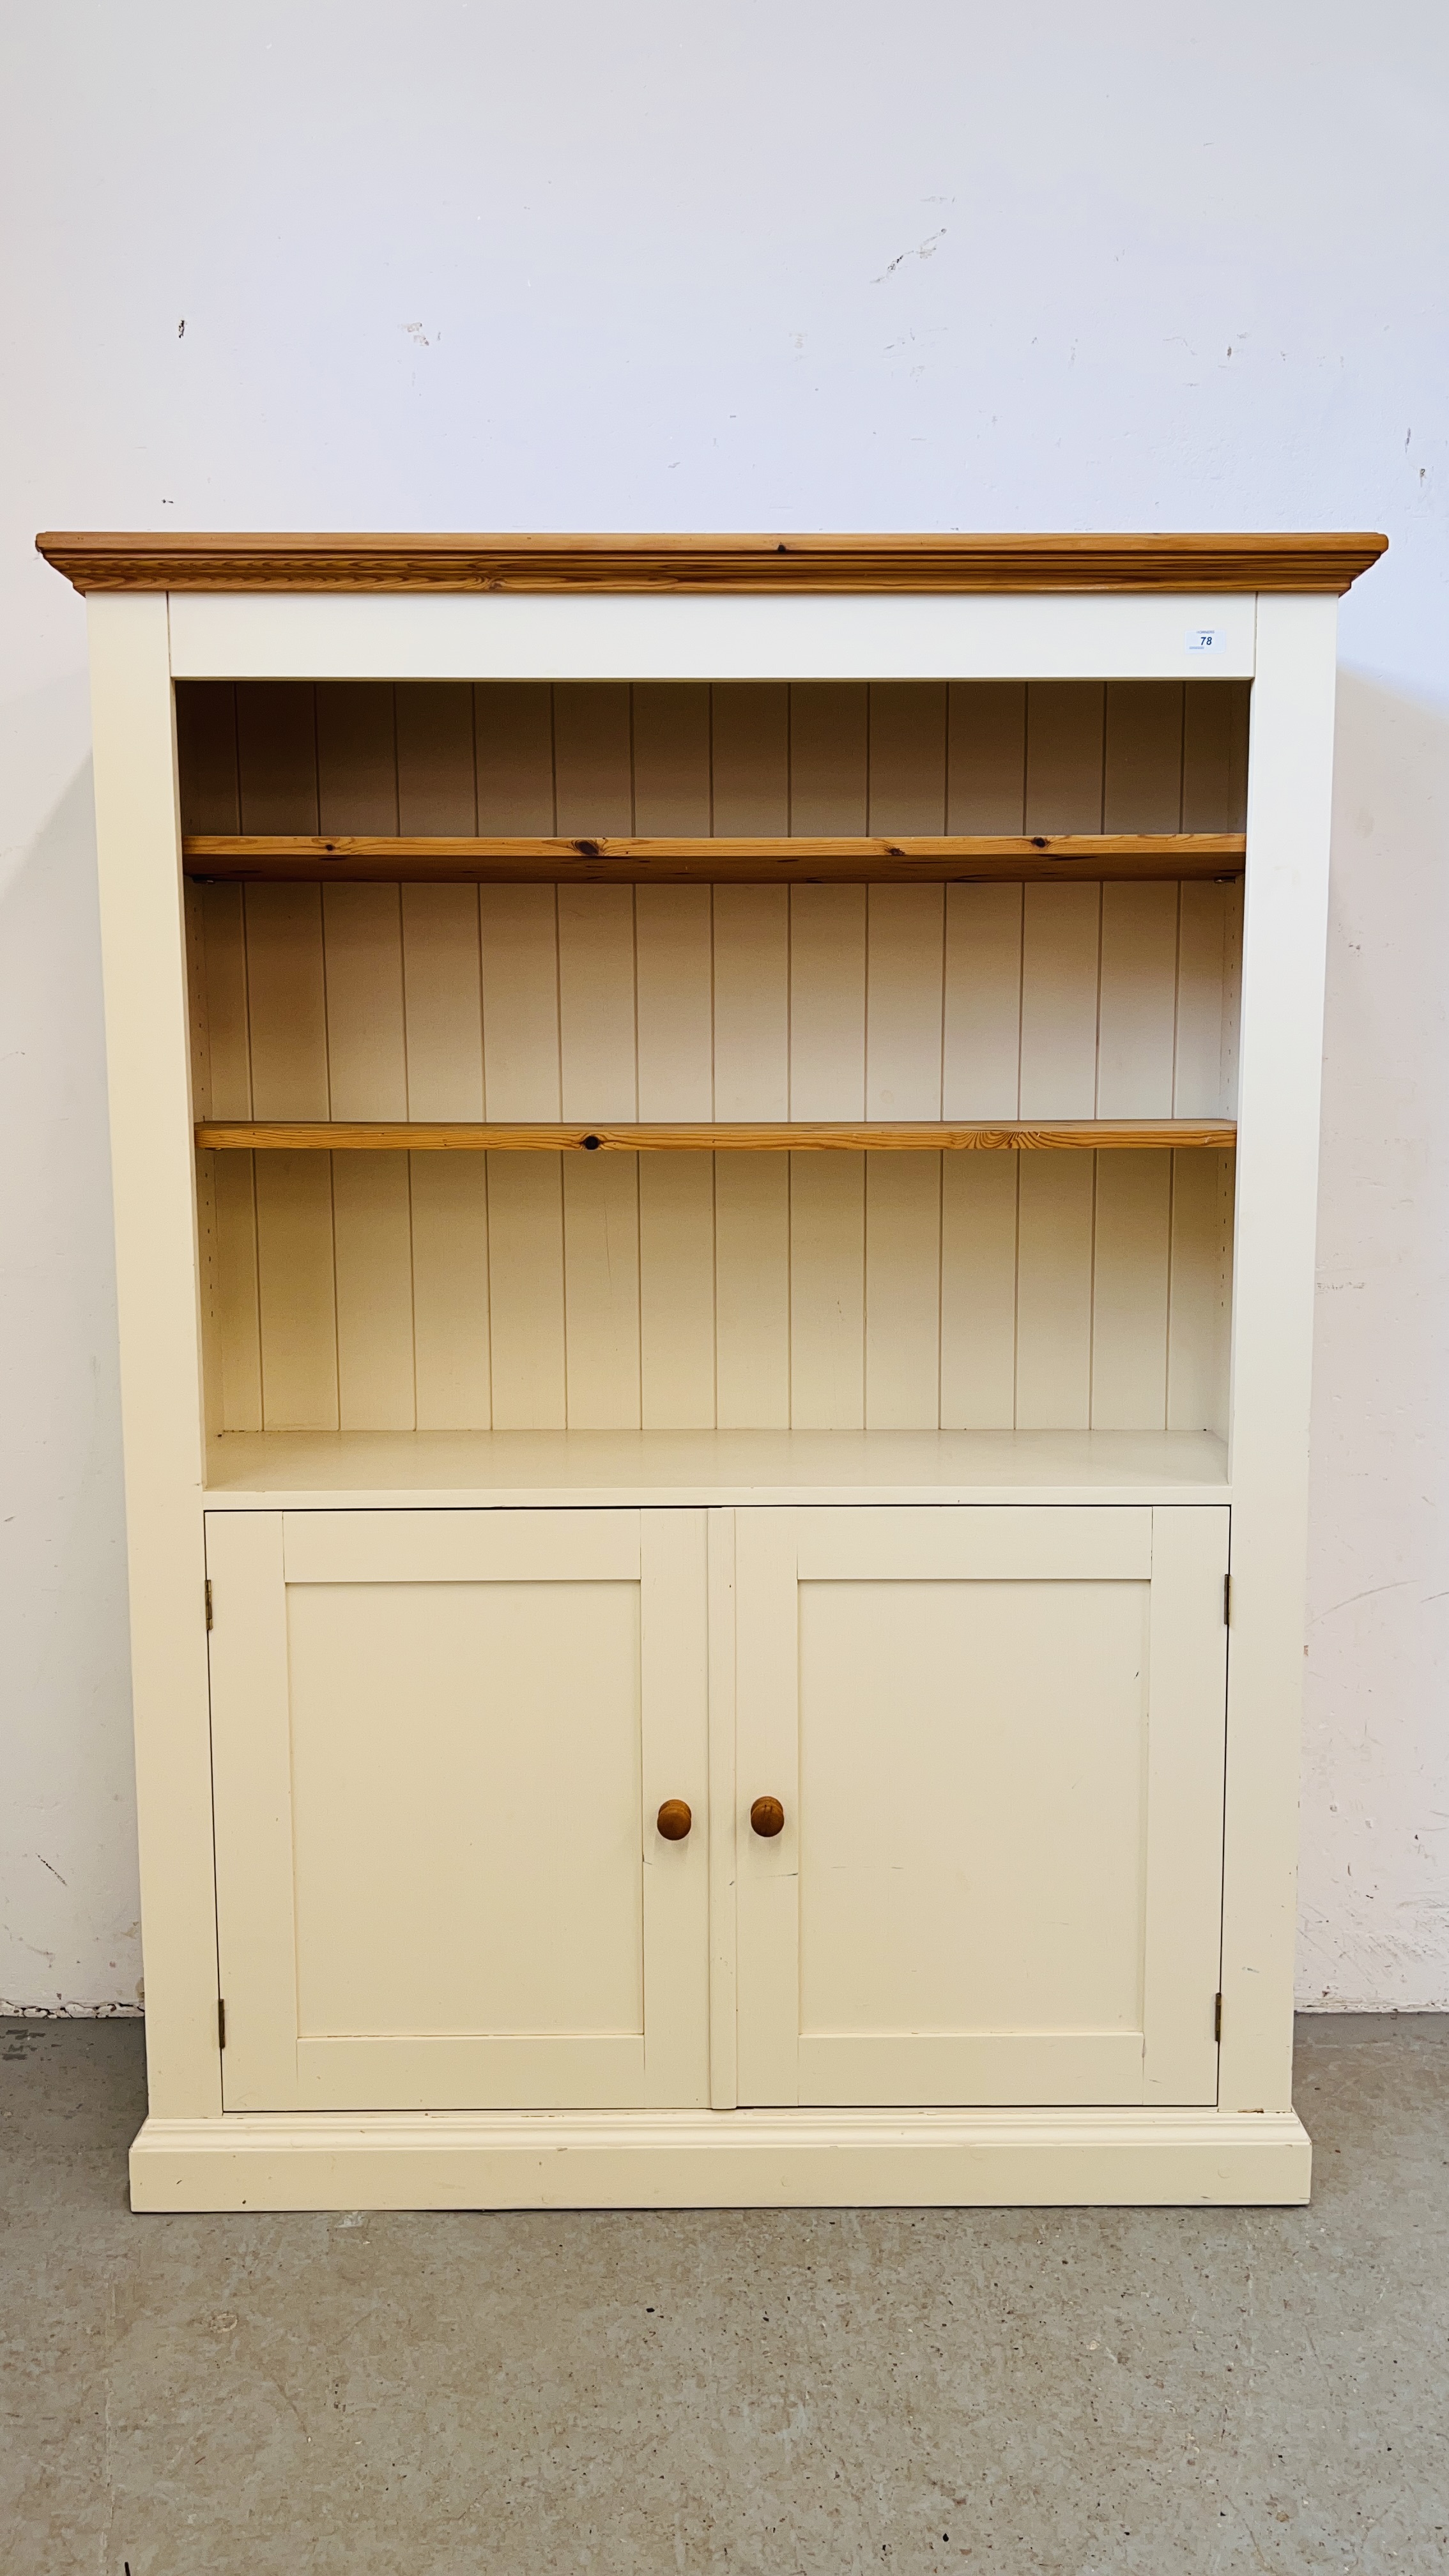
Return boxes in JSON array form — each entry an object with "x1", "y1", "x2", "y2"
[
  {"x1": 177, "y1": 664, "x2": 1248, "y2": 1449},
  {"x1": 170, "y1": 651, "x2": 1253, "y2": 1453}
]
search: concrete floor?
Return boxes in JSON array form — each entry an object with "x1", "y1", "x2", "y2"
[{"x1": 1, "y1": 2020, "x2": 1446, "y2": 2575}]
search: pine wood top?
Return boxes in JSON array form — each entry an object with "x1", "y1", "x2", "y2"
[
  {"x1": 195, "y1": 1119, "x2": 1237, "y2": 1154},
  {"x1": 38, "y1": 530, "x2": 1387, "y2": 594}
]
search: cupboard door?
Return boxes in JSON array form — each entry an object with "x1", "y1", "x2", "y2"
[
  {"x1": 207, "y1": 1508, "x2": 709, "y2": 2112},
  {"x1": 735, "y1": 1506, "x2": 1228, "y2": 2108}
]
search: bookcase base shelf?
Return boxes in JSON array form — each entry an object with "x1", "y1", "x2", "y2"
[{"x1": 203, "y1": 1425, "x2": 1230, "y2": 1509}]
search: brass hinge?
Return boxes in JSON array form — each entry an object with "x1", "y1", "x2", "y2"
[
  {"x1": 218, "y1": 1997, "x2": 226, "y2": 2051},
  {"x1": 1223, "y1": 1572, "x2": 1231, "y2": 1627},
  {"x1": 205, "y1": 1578, "x2": 213, "y2": 1632},
  {"x1": 1214, "y1": 1991, "x2": 1223, "y2": 2043}
]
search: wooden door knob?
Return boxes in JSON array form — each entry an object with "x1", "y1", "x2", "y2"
[
  {"x1": 749, "y1": 1796, "x2": 786, "y2": 1838},
  {"x1": 656, "y1": 1798, "x2": 693, "y2": 1841}
]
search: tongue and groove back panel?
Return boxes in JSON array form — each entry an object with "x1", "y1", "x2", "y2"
[
  {"x1": 181, "y1": 682, "x2": 1243, "y2": 1438},
  {"x1": 177, "y1": 676, "x2": 1248, "y2": 836}
]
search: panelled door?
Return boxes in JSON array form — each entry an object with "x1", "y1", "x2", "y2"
[
  {"x1": 207, "y1": 1509, "x2": 709, "y2": 2112},
  {"x1": 734, "y1": 1506, "x2": 1229, "y2": 2109}
]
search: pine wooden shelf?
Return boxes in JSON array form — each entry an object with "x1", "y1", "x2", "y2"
[
  {"x1": 195, "y1": 1118, "x2": 1238, "y2": 1154},
  {"x1": 183, "y1": 831, "x2": 1246, "y2": 885}
]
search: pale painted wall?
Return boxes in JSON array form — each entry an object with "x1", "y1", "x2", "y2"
[{"x1": 2, "y1": 1, "x2": 1445, "y2": 2011}]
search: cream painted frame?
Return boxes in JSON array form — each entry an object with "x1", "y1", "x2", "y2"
[
  {"x1": 82, "y1": 578, "x2": 1337, "y2": 2210},
  {"x1": 165, "y1": 588, "x2": 1257, "y2": 681}
]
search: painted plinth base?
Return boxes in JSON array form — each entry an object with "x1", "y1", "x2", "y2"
[{"x1": 130, "y1": 2106, "x2": 1312, "y2": 2212}]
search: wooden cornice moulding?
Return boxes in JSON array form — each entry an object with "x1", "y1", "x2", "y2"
[
  {"x1": 195, "y1": 1118, "x2": 1239, "y2": 1154},
  {"x1": 181, "y1": 830, "x2": 1247, "y2": 885},
  {"x1": 36, "y1": 530, "x2": 1388, "y2": 595}
]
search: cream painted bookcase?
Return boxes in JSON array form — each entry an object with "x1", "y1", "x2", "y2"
[{"x1": 41, "y1": 528, "x2": 1385, "y2": 2212}]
